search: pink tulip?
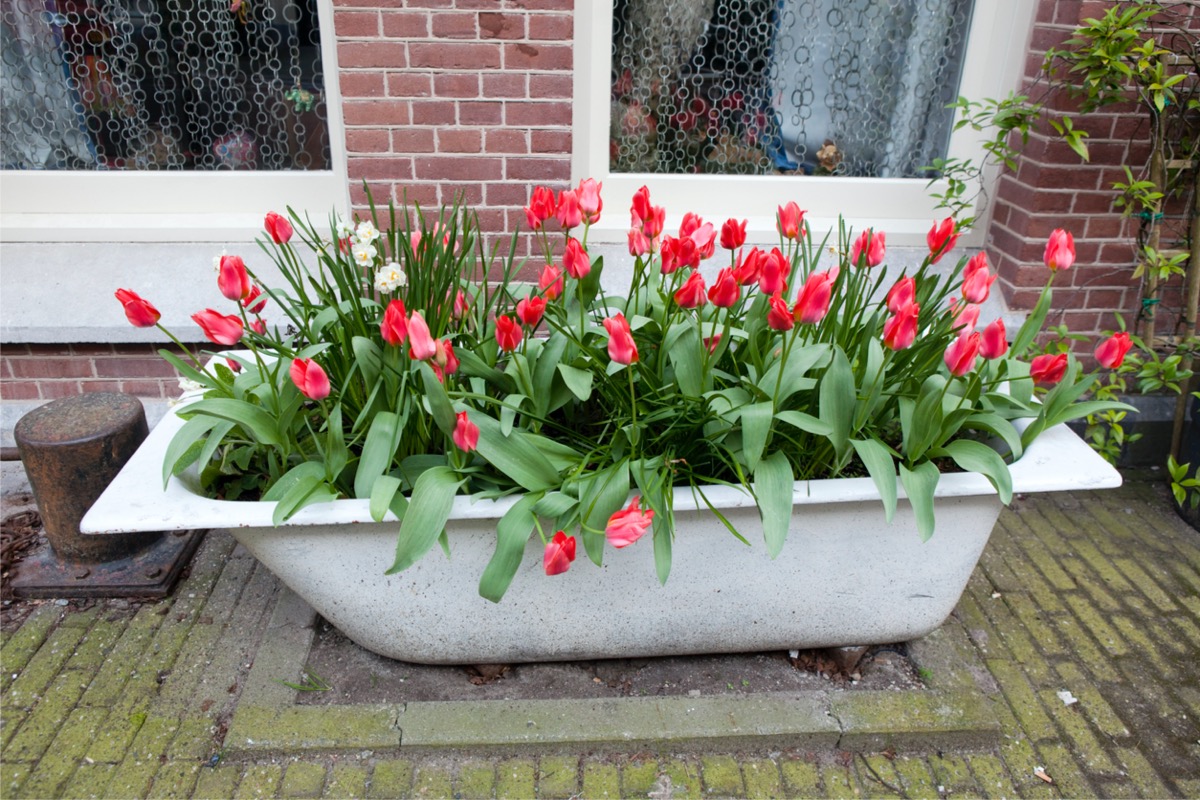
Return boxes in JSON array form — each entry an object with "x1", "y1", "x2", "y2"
[
  {"x1": 452, "y1": 411, "x2": 479, "y2": 452},
  {"x1": 290, "y1": 358, "x2": 331, "y2": 400},
  {"x1": 757, "y1": 247, "x2": 787, "y2": 296},
  {"x1": 516, "y1": 296, "x2": 546, "y2": 328},
  {"x1": 1031, "y1": 352, "x2": 1068, "y2": 385},
  {"x1": 538, "y1": 263, "x2": 564, "y2": 300},
  {"x1": 1095, "y1": 332, "x2": 1133, "y2": 369},
  {"x1": 950, "y1": 298, "x2": 981, "y2": 332},
  {"x1": 708, "y1": 267, "x2": 740, "y2": 308},
  {"x1": 435, "y1": 339, "x2": 459, "y2": 376},
  {"x1": 962, "y1": 263, "x2": 997, "y2": 304},
  {"x1": 577, "y1": 178, "x2": 603, "y2": 224},
  {"x1": 926, "y1": 217, "x2": 958, "y2": 264},
  {"x1": 643, "y1": 205, "x2": 666, "y2": 239},
  {"x1": 980, "y1": 318, "x2": 1008, "y2": 359},
  {"x1": 603, "y1": 313, "x2": 638, "y2": 365},
  {"x1": 767, "y1": 294, "x2": 794, "y2": 331},
  {"x1": 627, "y1": 228, "x2": 650, "y2": 257},
  {"x1": 250, "y1": 318, "x2": 267, "y2": 335},
  {"x1": 720, "y1": 218, "x2": 747, "y2": 251},
  {"x1": 851, "y1": 229, "x2": 886, "y2": 267},
  {"x1": 886, "y1": 276, "x2": 916, "y2": 315},
  {"x1": 630, "y1": 186, "x2": 653, "y2": 228},
  {"x1": 495, "y1": 315, "x2": 522, "y2": 352},
  {"x1": 243, "y1": 285, "x2": 268, "y2": 314},
  {"x1": 605, "y1": 497, "x2": 655, "y2": 548},
  {"x1": 217, "y1": 255, "x2": 252, "y2": 301},
  {"x1": 883, "y1": 301, "x2": 920, "y2": 351},
  {"x1": 1044, "y1": 229, "x2": 1076, "y2": 272},
  {"x1": 777, "y1": 202, "x2": 805, "y2": 240},
  {"x1": 543, "y1": 530, "x2": 576, "y2": 575},
  {"x1": 380, "y1": 299, "x2": 408, "y2": 346},
  {"x1": 555, "y1": 189, "x2": 582, "y2": 230},
  {"x1": 525, "y1": 186, "x2": 556, "y2": 231},
  {"x1": 115, "y1": 289, "x2": 161, "y2": 328},
  {"x1": 563, "y1": 237, "x2": 590, "y2": 280},
  {"x1": 264, "y1": 211, "x2": 293, "y2": 245},
  {"x1": 407, "y1": 311, "x2": 437, "y2": 360},
  {"x1": 793, "y1": 270, "x2": 834, "y2": 325},
  {"x1": 944, "y1": 332, "x2": 981, "y2": 377},
  {"x1": 673, "y1": 272, "x2": 708, "y2": 309},
  {"x1": 192, "y1": 309, "x2": 244, "y2": 345}
]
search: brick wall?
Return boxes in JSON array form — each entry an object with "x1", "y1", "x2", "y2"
[
  {"x1": 988, "y1": 0, "x2": 1193, "y2": 346},
  {"x1": 1, "y1": 345, "x2": 197, "y2": 403},
  {"x1": 336, "y1": 0, "x2": 575, "y2": 253}
]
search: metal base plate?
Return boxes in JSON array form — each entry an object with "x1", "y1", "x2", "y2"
[{"x1": 10, "y1": 530, "x2": 205, "y2": 599}]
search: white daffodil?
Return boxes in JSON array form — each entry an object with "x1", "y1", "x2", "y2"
[
  {"x1": 211, "y1": 249, "x2": 227, "y2": 272},
  {"x1": 335, "y1": 217, "x2": 355, "y2": 240},
  {"x1": 351, "y1": 242, "x2": 377, "y2": 268},
  {"x1": 374, "y1": 263, "x2": 407, "y2": 293},
  {"x1": 356, "y1": 220, "x2": 381, "y2": 244}
]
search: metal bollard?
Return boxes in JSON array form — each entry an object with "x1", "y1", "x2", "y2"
[{"x1": 11, "y1": 393, "x2": 203, "y2": 598}]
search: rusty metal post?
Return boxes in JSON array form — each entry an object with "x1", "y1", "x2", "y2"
[{"x1": 11, "y1": 393, "x2": 203, "y2": 598}]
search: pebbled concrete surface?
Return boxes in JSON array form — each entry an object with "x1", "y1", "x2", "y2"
[{"x1": 2, "y1": 478, "x2": 1199, "y2": 798}]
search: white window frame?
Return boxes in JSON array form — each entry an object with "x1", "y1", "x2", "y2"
[
  {"x1": 0, "y1": 0, "x2": 348, "y2": 243},
  {"x1": 572, "y1": 0, "x2": 1036, "y2": 247}
]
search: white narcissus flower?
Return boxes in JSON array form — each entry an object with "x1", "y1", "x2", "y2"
[
  {"x1": 356, "y1": 220, "x2": 381, "y2": 244},
  {"x1": 351, "y1": 242, "x2": 377, "y2": 268},
  {"x1": 374, "y1": 263, "x2": 407, "y2": 293},
  {"x1": 211, "y1": 249, "x2": 227, "y2": 272},
  {"x1": 335, "y1": 217, "x2": 355, "y2": 239}
]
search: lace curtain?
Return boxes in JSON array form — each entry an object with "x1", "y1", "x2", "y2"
[
  {"x1": 0, "y1": 0, "x2": 328, "y2": 171},
  {"x1": 611, "y1": 0, "x2": 974, "y2": 177}
]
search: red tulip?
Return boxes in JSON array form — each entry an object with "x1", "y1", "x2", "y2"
[
  {"x1": 192, "y1": 309, "x2": 244, "y2": 345},
  {"x1": 250, "y1": 318, "x2": 267, "y2": 335},
  {"x1": 944, "y1": 332, "x2": 981, "y2": 377},
  {"x1": 680, "y1": 212, "x2": 715, "y2": 259},
  {"x1": 980, "y1": 318, "x2": 1008, "y2": 359},
  {"x1": 543, "y1": 530, "x2": 576, "y2": 576},
  {"x1": 555, "y1": 189, "x2": 582, "y2": 230},
  {"x1": 720, "y1": 218, "x2": 747, "y2": 250},
  {"x1": 704, "y1": 334, "x2": 722, "y2": 354},
  {"x1": 767, "y1": 294, "x2": 794, "y2": 331},
  {"x1": 452, "y1": 411, "x2": 479, "y2": 452},
  {"x1": 1095, "y1": 332, "x2": 1133, "y2": 369},
  {"x1": 452, "y1": 290, "x2": 470, "y2": 320},
  {"x1": 886, "y1": 276, "x2": 916, "y2": 315},
  {"x1": 407, "y1": 311, "x2": 437, "y2": 360},
  {"x1": 950, "y1": 298, "x2": 980, "y2": 332},
  {"x1": 630, "y1": 186, "x2": 653, "y2": 228},
  {"x1": 290, "y1": 358, "x2": 330, "y2": 400},
  {"x1": 115, "y1": 289, "x2": 161, "y2": 328},
  {"x1": 963, "y1": 250, "x2": 988, "y2": 279},
  {"x1": 516, "y1": 296, "x2": 546, "y2": 328},
  {"x1": 1044, "y1": 229, "x2": 1076, "y2": 272},
  {"x1": 851, "y1": 229, "x2": 886, "y2": 267},
  {"x1": 435, "y1": 339, "x2": 459, "y2": 376},
  {"x1": 380, "y1": 299, "x2": 408, "y2": 346},
  {"x1": 605, "y1": 497, "x2": 655, "y2": 548},
  {"x1": 627, "y1": 228, "x2": 650, "y2": 257},
  {"x1": 962, "y1": 263, "x2": 997, "y2": 304},
  {"x1": 926, "y1": 217, "x2": 958, "y2": 264},
  {"x1": 757, "y1": 247, "x2": 787, "y2": 296},
  {"x1": 777, "y1": 202, "x2": 805, "y2": 240},
  {"x1": 495, "y1": 315, "x2": 522, "y2": 352},
  {"x1": 563, "y1": 237, "x2": 590, "y2": 280},
  {"x1": 603, "y1": 313, "x2": 638, "y2": 364},
  {"x1": 264, "y1": 211, "x2": 293, "y2": 245},
  {"x1": 734, "y1": 247, "x2": 762, "y2": 285},
  {"x1": 883, "y1": 301, "x2": 920, "y2": 351},
  {"x1": 525, "y1": 186, "x2": 556, "y2": 231},
  {"x1": 538, "y1": 263, "x2": 564, "y2": 300},
  {"x1": 643, "y1": 205, "x2": 666, "y2": 239},
  {"x1": 243, "y1": 285, "x2": 268, "y2": 314},
  {"x1": 673, "y1": 272, "x2": 708, "y2": 309},
  {"x1": 217, "y1": 255, "x2": 252, "y2": 301},
  {"x1": 1031, "y1": 352, "x2": 1068, "y2": 384},
  {"x1": 577, "y1": 178, "x2": 603, "y2": 224},
  {"x1": 793, "y1": 270, "x2": 834, "y2": 325},
  {"x1": 708, "y1": 267, "x2": 740, "y2": 308}
]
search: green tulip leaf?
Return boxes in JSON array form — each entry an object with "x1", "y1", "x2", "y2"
[
  {"x1": 478, "y1": 493, "x2": 539, "y2": 603},
  {"x1": 899, "y1": 460, "x2": 940, "y2": 542},
  {"x1": 851, "y1": 438, "x2": 898, "y2": 523},
  {"x1": 753, "y1": 450, "x2": 794, "y2": 559},
  {"x1": 385, "y1": 466, "x2": 464, "y2": 574}
]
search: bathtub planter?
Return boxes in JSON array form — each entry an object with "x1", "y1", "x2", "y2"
[{"x1": 82, "y1": 403, "x2": 1121, "y2": 665}]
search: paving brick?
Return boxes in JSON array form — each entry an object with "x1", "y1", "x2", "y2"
[
  {"x1": 1052, "y1": 662, "x2": 1129, "y2": 737},
  {"x1": 658, "y1": 758, "x2": 701, "y2": 799},
  {"x1": 17, "y1": 705, "x2": 108, "y2": 799},
  {"x1": 1060, "y1": 556, "x2": 1122, "y2": 611},
  {"x1": 1005, "y1": 594, "x2": 1069, "y2": 656},
  {"x1": 964, "y1": 753, "x2": 1019, "y2": 799},
  {"x1": 779, "y1": 755, "x2": 821, "y2": 798},
  {"x1": 1069, "y1": 538, "x2": 1135, "y2": 591},
  {"x1": 975, "y1": 593, "x2": 1056, "y2": 686},
  {"x1": 1110, "y1": 615, "x2": 1179, "y2": 679},
  {"x1": 453, "y1": 760, "x2": 496, "y2": 800},
  {"x1": 1115, "y1": 746, "x2": 1177, "y2": 799},
  {"x1": 58, "y1": 604, "x2": 103, "y2": 629},
  {"x1": 620, "y1": 757, "x2": 660, "y2": 798},
  {"x1": 581, "y1": 759, "x2": 620, "y2": 798},
  {"x1": 150, "y1": 761, "x2": 203, "y2": 799},
  {"x1": 741, "y1": 758, "x2": 784, "y2": 799},
  {"x1": 3, "y1": 623, "x2": 85, "y2": 711},
  {"x1": 412, "y1": 761, "x2": 454, "y2": 798},
  {"x1": 0, "y1": 604, "x2": 62, "y2": 691},
  {"x1": 1005, "y1": 512, "x2": 1078, "y2": 590},
  {"x1": 700, "y1": 755, "x2": 744, "y2": 797},
  {"x1": 167, "y1": 716, "x2": 217, "y2": 760},
  {"x1": 1167, "y1": 611, "x2": 1200, "y2": 652},
  {"x1": 65, "y1": 617, "x2": 128, "y2": 673},
  {"x1": 324, "y1": 763, "x2": 369, "y2": 799},
  {"x1": 1039, "y1": 690, "x2": 1119, "y2": 774},
  {"x1": 536, "y1": 754, "x2": 579, "y2": 798},
  {"x1": 2, "y1": 762, "x2": 32, "y2": 798},
  {"x1": 281, "y1": 761, "x2": 328, "y2": 797},
  {"x1": 987, "y1": 659, "x2": 1058, "y2": 742},
  {"x1": 85, "y1": 693, "x2": 151, "y2": 763},
  {"x1": 5, "y1": 670, "x2": 89, "y2": 762},
  {"x1": 1112, "y1": 557, "x2": 1180, "y2": 613},
  {"x1": 891, "y1": 755, "x2": 939, "y2": 798},
  {"x1": 1036, "y1": 741, "x2": 1099, "y2": 798},
  {"x1": 235, "y1": 764, "x2": 284, "y2": 799},
  {"x1": 79, "y1": 604, "x2": 168, "y2": 708},
  {"x1": 955, "y1": 592, "x2": 1013, "y2": 660},
  {"x1": 61, "y1": 762, "x2": 116, "y2": 799},
  {"x1": 819, "y1": 761, "x2": 861, "y2": 799},
  {"x1": 194, "y1": 764, "x2": 242, "y2": 800},
  {"x1": 101, "y1": 749, "x2": 161, "y2": 799},
  {"x1": 1065, "y1": 594, "x2": 1129, "y2": 656},
  {"x1": 854, "y1": 754, "x2": 900, "y2": 798},
  {"x1": 368, "y1": 759, "x2": 414, "y2": 798},
  {"x1": 1051, "y1": 612, "x2": 1121, "y2": 682},
  {"x1": 926, "y1": 752, "x2": 975, "y2": 796}
]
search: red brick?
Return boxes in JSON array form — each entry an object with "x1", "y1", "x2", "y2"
[
  {"x1": 1112, "y1": 116, "x2": 1149, "y2": 140},
  {"x1": 1072, "y1": 192, "x2": 1119, "y2": 214},
  {"x1": 478, "y1": 12, "x2": 526, "y2": 39},
  {"x1": 0, "y1": 381, "x2": 40, "y2": 401},
  {"x1": 505, "y1": 101, "x2": 571, "y2": 127},
  {"x1": 389, "y1": 184, "x2": 439, "y2": 208},
  {"x1": 121, "y1": 380, "x2": 168, "y2": 398},
  {"x1": 505, "y1": 0, "x2": 572, "y2": 10},
  {"x1": 338, "y1": 42, "x2": 409, "y2": 69},
  {"x1": 1098, "y1": 241, "x2": 1138, "y2": 265},
  {"x1": 346, "y1": 129, "x2": 392, "y2": 154},
  {"x1": 409, "y1": 42, "x2": 501, "y2": 70},
  {"x1": 387, "y1": 73, "x2": 433, "y2": 99},
  {"x1": 480, "y1": 73, "x2": 527, "y2": 99},
  {"x1": 413, "y1": 156, "x2": 503, "y2": 181},
  {"x1": 392, "y1": 128, "x2": 436, "y2": 153},
  {"x1": 411, "y1": 100, "x2": 457, "y2": 125},
  {"x1": 1084, "y1": 215, "x2": 1130, "y2": 240},
  {"x1": 335, "y1": 0, "x2": 407, "y2": 7},
  {"x1": 1071, "y1": 266, "x2": 1135, "y2": 288},
  {"x1": 433, "y1": 73, "x2": 480, "y2": 98},
  {"x1": 9, "y1": 358, "x2": 94, "y2": 380},
  {"x1": 338, "y1": 71, "x2": 386, "y2": 99},
  {"x1": 93, "y1": 357, "x2": 175, "y2": 379},
  {"x1": 1059, "y1": 310, "x2": 1102, "y2": 332},
  {"x1": 485, "y1": 182, "x2": 534, "y2": 206},
  {"x1": 381, "y1": 10, "x2": 430, "y2": 38},
  {"x1": 40, "y1": 381, "x2": 83, "y2": 399},
  {"x1": 83, "y1": 381, "x2": 124, "y2": 394},
  {"x1": 506, "y1": 157, "x2": 570, "y2": 181},
  {"x1": 458, "y1": 101, "x2": 503, "y2": 126},
  {"x1": 406, "y1": 0, "x2": 453, "y2": 7},
  {"x1": 485, "y1": 129, "x2": 529, "y2": 154},
  {"x1": 528, "y1": 74, "x2": 572, "y2": 99},
  {"x1": 334, "y1": 10, "x2": 380, "y2": 37},
  {"x1": 430, "y1": 11, "x2": 478, "y2": 38},
  {"x1": 68, "y1": 343, "x2": 115, "y2": 356},
  {"x1": 348, "y1": 157, "x2": 414, "y2": 180},
  {"x1": 530, "y1": 129, "x2": 571, "y2": 154},
  {"x1": 527, "y1": 13, "x2": 571, "y2": 41},
  {"x1": 437, "y1": 129, "x2": 482, "y2": 153},
  {"x1": 503, "y1": 42, "x2": 572, "y2": 71},
  {"x1": 343, "y1": 100, "x2": 411, "y2": 126},
  {"x1": 1031, "y1": 166, "x2": 1102, "y2": 191},
  {"x1": 443, "y1": 183, "x2": 484, "y2": 206},
  {"x1": 1085, "y1": 289, "x2": 1128, "y2": 310}
]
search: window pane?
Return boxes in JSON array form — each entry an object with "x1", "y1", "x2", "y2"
[
  {"x1": 611, "y1": 0, "x2": 973, "y2": 178},
  {"x1": 1, "y1": 0, "x2": 329, "y2": 171}
]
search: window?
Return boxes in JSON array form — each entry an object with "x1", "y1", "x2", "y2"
[
  {"x1": 0, "y1": 0, "x2": 346, "y2": 241},
  {"x1": 574, "y1": 0, "x2": 1037, "y2": 245}
]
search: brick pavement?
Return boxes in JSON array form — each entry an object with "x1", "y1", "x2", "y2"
[{"x1": 2, "y1": 479, "x2": 1198, "y2": 798}]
